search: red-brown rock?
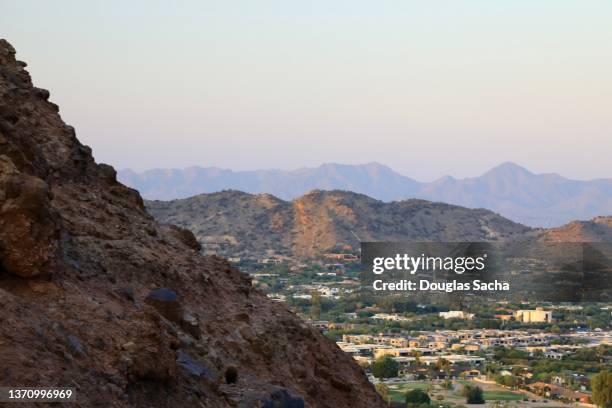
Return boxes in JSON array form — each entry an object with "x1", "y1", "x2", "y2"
[{"x1": 0, "y1": 39, "x2": 384, "y2": 408}]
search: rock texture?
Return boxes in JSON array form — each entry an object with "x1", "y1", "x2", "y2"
[
  {"x1": 0, "y1": 155, "x2": 60, "y2": 277},
  {"x1": 0, "y1": 39, "x2": 383, "y2": 407},
  {"x1": 146, "y1": 189, "x2": 531, "y2": 258}
]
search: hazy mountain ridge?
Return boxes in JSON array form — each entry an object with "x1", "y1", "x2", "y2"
[
  {"x1": 119, "y1": 162, "x2": 422, "y2": 204},
  {"x1": 146, "y1": 189, "x2": 533, "y2": 259},
  {"x1": 120, "y1": 162, "x2": 612, "y2": 227}
]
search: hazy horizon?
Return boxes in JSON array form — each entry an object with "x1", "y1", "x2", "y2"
[
  {"x1": 2, "y1": 1, "x2": 611, "y2": 180},
  {"x1": 119, "y1": 161, "x2": 611, "y2": 183}
]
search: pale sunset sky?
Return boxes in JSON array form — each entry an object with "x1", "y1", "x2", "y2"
[{"x1": 2, "y1": 1, "x2": 611, "y2": 180}]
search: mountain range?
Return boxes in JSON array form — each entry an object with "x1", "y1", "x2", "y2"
[
  {"x1": 145, "y1": 190, "x2": 533, "y2": 259},
  {"x1": 119, "y1": 162, "x2": 612, "y2": 227},
  {"x1": 146, "y1": 189, "x2": 612, "y2": 295}
]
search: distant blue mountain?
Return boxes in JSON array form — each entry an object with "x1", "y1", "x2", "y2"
[{"x1": 118, "y1": 162, "x2": 612, "y2": 227}]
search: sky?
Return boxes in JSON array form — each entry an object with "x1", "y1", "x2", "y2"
[{"x1": 1, "y1": 1, "x2": 611, "y2": 181}]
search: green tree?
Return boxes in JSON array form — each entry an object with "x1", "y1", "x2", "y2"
[
  {"x1": 464, "y1": 385, "x2": 485, "y2": 404},
  {"x1": 592, "y1": 371, "x2": 612, "y2": 408},
  {"x1": 310, "y1": 292, "x2": 321, "y2": 319},
  {"x1": 372, "y1": 356, "x2": 399, "y2": 379},
  {"x1": 405, "y1": 389, "x2": 430, "y2": 406}
]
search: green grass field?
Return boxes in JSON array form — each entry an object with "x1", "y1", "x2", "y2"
[
  {"x1": 455, "y1": 379, "x2": 526, "y2": 401},
  {"x1": 387, "y1": 382, "x2": 431, "y2": 392},
  {"x1": 483, "y1": 391, "x2": 525, "y2": 401}
]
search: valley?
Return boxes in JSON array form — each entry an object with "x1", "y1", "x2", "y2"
[{"x1": 144, "y1": 189, "x2": 612, "y2": 407}]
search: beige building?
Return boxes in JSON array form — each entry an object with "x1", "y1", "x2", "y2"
[
  {"x1": 514, "y1": 308, "x2": 552, "y2": 323},
  {"x1": 374, "y1": 347, "x2": 434, "y2": 359}
]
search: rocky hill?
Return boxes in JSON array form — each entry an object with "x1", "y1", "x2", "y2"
[
  {"x1": 120, "y1": 162, "x2": 612, "y2": 228},
  {"x1": 146, "y1": 193, "x2": 612, "y2": 302},
  {"x1": 146, "y1": 190, "x2": 532, "y2": 259},
  {"x1": 538, "y1": 216, "x2": 612, "y2": 242},
  {"x1": 0, "y1": 40, "x2": 383, "y2": 407}
]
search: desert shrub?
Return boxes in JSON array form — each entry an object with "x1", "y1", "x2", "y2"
[{"x1": 224, "y1": 366, "x2": 238, "y2": 384}]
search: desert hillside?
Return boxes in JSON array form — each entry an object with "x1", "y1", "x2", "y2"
[
  {"x1": 146, "y1": 189, "x2": 532, "y2": 258},
  {"x1": 0, "y1": 40, "x2": 383, "y2": 407},
  {"x1": 538, "y1": 216, "x2": 612, "y2": 242}
]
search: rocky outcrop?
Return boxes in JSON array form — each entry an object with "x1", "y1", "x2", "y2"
[
  {"x1": 0, "y1": 155, "x2": 60, "y2": 277},
  {"x1": 0, "y1": 39, "x2": 383, "y2": 407}
]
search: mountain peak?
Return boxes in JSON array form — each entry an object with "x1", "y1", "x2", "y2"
[{"x1": 483, "y1": 162, "x2": 533, "y2": 177}]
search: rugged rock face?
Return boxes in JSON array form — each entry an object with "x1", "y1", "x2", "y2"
[
  {"x1": 0, "y1": 39, "x2": 383, "y2": 407},
  {"x1": 146, "y1": 189, "x2": 532, "y2": 258},
  {"x1": 0, "y1": 155, "x2": 61, "y2": 277}
]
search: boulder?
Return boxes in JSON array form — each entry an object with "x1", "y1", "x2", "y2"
[
  {"x1": 167, "y1": 224, "x2": 201, "y2": 251},
  {"x1": 176, "y1": 349, "x2": 214, "y2": 379},
  {"x1": 144, "y1": 288, "x2": 183, "y2": 322},
  {"x1": 0, "y1": 156, "x2": 60, "y2": 277}
]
